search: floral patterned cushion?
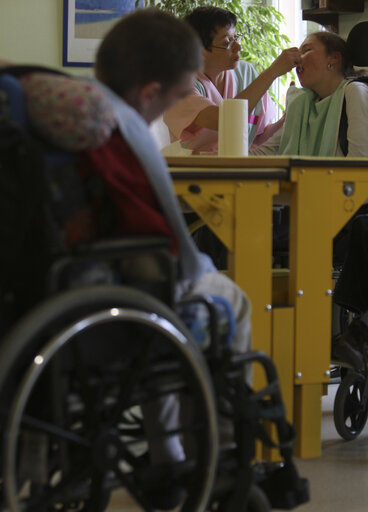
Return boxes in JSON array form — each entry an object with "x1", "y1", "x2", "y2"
[{"x1": 20, "y1": 73, "x2": 116, "y2": 151}]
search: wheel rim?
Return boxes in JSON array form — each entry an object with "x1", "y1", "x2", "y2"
[
  {"x1": 4, "y1": 307, "x2": 218, "y2": 512},
  {"x1": 343, "y1": 379, "x2": 367, "y2": 434}
]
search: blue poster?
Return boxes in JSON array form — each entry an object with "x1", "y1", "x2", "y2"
[
  {"x1": 64, "y1": 0, "x2": 144, "y2": 66},
  {"x1": 75, "y1": 0, "x2": 142, "y2": 24}
]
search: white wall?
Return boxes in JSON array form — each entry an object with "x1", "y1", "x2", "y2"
[
  {"x1": 2, "y1": 0, "x2": 368, "y2": 74},
  {"x1": 0, "y1": 0, "x2": 91, "y2": 75},
  {"x1": 339, "y1": 0, "x2": 368, "y2": 38}
]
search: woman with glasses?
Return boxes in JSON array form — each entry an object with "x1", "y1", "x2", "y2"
[{"x1": 164, "y1": 6, "x2": 300, "y2": 154}]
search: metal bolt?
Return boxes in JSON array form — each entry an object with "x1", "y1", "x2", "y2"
[
  {"x1": 297, "y1": 290, "x2": 304, "y2": 297},
  {"x1": 266, "y1": 182, "x2": 271, "y2": 188},
  {"x1": 237, "y1": 182, "x2": 243, "y2": 188},
  {"x1": 188, "y1": 184, "x2": 201, "y2": 194},
  {"x1": 324, "y1": 370, "x2": 330, "y2": 377},
  {"x1": 296, "y1": 372, "x2": 302, "y2": 379},
  {"x1": 265, "y1": 304, "x2": 272, "y2": 311},
  {"x1": 325, "y1": 289, "x2": 333, "y2": 296},
  {"x1": 328, "y1": 169, "x2": 334, "y2": 175},
  {"x1": 343, "y1": 182, "x2": 354, "y2": 197},
  {"x1": 300, "y1": 169, "x2": 305, "y2": 174}
]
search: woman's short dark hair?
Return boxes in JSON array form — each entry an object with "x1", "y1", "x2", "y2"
[
  {"x1": 95, "y1": 8, "x2": 203, "y2": 98},
  {"x1": 313, "y1": 31, "x2": 354, "y2": 77},
  {"x1": 185, "y1": 6, "x2": 237, "y2": 51}
]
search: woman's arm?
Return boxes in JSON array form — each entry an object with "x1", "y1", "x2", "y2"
[
  {"x1": 345, "y1": 81, "x2": 368, "y2": 157},
  {"x1": 249, "y1": 127, "x2": 283, "y2": 156},
  {"x1": 252, "y1": 113, "x2": 285, "y2": 147},
  {"x1": 194, "y1": 48, "x2": 300, "y2": 130}
]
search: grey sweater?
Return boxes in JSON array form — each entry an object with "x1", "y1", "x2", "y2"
[{"x1": 94, "y1": 79, "x2": 216, "y2": 288}]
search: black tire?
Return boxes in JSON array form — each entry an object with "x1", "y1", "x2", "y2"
[
  {"x1": 0, "y1": 285, "x2": 218, "y2": 512},
  {"x1": 247, "y1": 484, "x2": 271, "y2": 512},
  {"x1": 333, "y1": 370, "x2": 368, "y2": 440},
  {"x1": 206, "y1": 482, "x2": 271, "y2": 512}
]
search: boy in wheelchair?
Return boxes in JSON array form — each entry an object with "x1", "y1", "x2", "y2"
[{"x1": 0, "y1": 8, "x2": 308, "y2": 511}]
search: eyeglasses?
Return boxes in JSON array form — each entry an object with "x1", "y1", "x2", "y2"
[{"x1": 211, "y1": 34, "x2": 243, "y2": 51}]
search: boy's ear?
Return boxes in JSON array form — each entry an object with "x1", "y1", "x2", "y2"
[
  {"x1": 140, "y1": 81, "x2": 162, "y2": 103},
  {"x1": 133, "y1": 81, "x2": 163, "y2": 122},
  {"x1": 127, "y1": 81, "x2": 162, "y2": 119}
]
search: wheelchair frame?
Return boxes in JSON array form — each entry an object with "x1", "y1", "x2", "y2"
[{"x1": 0, "y1": 68, "x2": 308, "y2": 512}]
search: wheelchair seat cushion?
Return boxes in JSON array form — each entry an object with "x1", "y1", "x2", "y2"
[{"x1": 20, "y1": 73, "x2": 116, "y2": 150}]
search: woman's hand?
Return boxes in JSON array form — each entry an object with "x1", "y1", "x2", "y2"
[{"x1": 269, "y1": 48, "x2": 301, "y2": 78}]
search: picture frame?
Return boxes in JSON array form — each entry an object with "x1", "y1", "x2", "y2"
[{"x1": 63, "y1": 0, "x2": 141, "y2": 67}]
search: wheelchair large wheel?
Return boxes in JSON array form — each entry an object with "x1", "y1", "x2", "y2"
[
  {"x1": 0, "y1": 285, "x2": 218, "y2": 512},
  {"x1": 333, "y1": 370, "x2": 368, "y2": 440}
]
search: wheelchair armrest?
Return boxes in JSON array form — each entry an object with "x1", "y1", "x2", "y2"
[
  {"x1": 73, "y1": 236, "x2": 172, "y2": 255},
  {"x1": 176, "y1": 295, "x2": 236, "y2": 359}
]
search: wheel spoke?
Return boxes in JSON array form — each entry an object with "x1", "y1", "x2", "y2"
[
  {"x1": 20, "y1": 412, "x2": 91, "y2": 448},
  {"x1": 70, "y1": 341, "x2": 102, "y2": 429},
  {"x1": 344, "y1": 387, "x2": 363, "y2": 421},
  {"x1": 109, "y1": 337, "x2": 156, "y2": 425}
]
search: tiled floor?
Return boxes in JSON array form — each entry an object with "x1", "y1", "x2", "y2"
[
  {"x1": 293, "y1": 382, "x2": 368, "y2": 512},
  {"x1": 106, "y1": 382, "x2": 368, "y2": 511}
]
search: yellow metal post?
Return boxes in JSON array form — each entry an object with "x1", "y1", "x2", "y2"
[
  {"x1": 230, "y1": 181, "x2": 279, "y2": 358},
  {"x1": 294, "y1": 384, "x2": 323, "y2": 459},
  {"x1": 264, "y1": 306, "x2": 294, "y2": 461},
  {"x1": 272, "y1": 307, "x2": 294, "y2": 425},
  {"x1": 289, "y1": 166, "x2": 333, "y2": 458}
]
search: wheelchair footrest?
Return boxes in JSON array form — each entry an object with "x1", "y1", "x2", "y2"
[{"x1": 255, "y1": 462, "x2": 310, "y2": 509}]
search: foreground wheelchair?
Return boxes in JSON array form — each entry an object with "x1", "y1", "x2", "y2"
[{"x1": 0, "y1": 67, "x2": 309, "y2": 511}]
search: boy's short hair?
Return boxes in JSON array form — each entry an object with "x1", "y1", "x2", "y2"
[
  {"x1": 95, "y1": 7, "x2": 203, "y2": 98},
  {"x1": 184, "y1": 7, "x2": 237, "y2": 51}
]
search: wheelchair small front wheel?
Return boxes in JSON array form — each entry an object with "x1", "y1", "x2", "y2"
[{"x1": 333, "y1": 370, "x2": 368, "y2": 440}]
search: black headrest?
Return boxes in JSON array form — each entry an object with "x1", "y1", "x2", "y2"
[{"x1": 346, "y1": 21, "x2": 368, "y2": 67}]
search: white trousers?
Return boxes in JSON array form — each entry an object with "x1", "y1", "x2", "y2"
[
  {"x1": 144, "y1": 271, "x2": 253, "y2": 464},
  {"x1": 180, "y1": 271, "x2": 252, "y2": 355}
]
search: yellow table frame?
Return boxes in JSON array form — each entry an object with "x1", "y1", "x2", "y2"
[{"x1": 168, "y1": 155, "x2": 368, "y2": 459}]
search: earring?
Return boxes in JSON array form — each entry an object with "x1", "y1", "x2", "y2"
[{"x1": 327, "y1": 63, "x2": 333, "y2": 70}]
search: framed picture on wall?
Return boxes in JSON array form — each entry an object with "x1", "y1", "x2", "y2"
[{"x1": 63, "y1": 0, "x2": 142, "y2": 66}]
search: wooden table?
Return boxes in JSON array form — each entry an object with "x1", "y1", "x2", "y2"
[{"x1": 168, "y1": 155, "x2": 368, "y2": 458}]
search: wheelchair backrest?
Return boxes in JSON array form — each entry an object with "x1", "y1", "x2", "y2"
[{"x1": 0, "y1": 67, "x2": 176, "y2": 335}]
